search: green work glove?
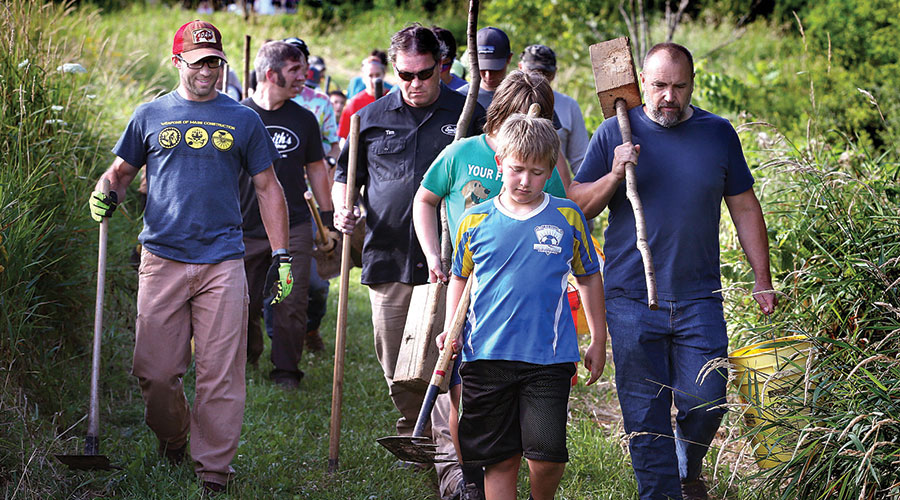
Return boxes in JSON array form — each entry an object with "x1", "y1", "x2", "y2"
[
  {"x1": 89, "y1": 190, "x2": 118, "y2": 222},
  {"x1": 265, "y1": 251, "x2": 293, "y2": 305}
]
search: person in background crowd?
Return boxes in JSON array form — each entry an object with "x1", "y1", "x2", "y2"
[
  {"x1": 338, "y1": 54, "x2": 387, "y2": 141},
  {"x1": 347, "y1": 49, "x2": 394, "y2": 98},
  {"x1": 88, "y1": 20, "x2": 290, "y2": 494},
  {"x1": 456, "y1": 27, "x2": 512, "y2": 109},
  {"x1": 332, "y1": 24, "x2": 486, "y2": 500},
  {"x1": 329, "y1": 89, "x2": 347, "y2": 124},
  {"x1": 306, "y1": 55, "x2": 326, "y2": 89},
  {"x1": 281, "y1": 38, "x2": 342, "y2": 353},
  {"x1": 432, "y1": 26, "x2": 466, "y2": 90},
  {"x1": 239, "y1": 41, "x2": 333, "y2": 386},
  {"x1": 518, "y1": 44, "x2": 589, "y2": 175}
]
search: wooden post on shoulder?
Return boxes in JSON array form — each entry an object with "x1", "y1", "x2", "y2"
[{"x1": 589, "y1": 37, "x2": 658, "y2": 310}]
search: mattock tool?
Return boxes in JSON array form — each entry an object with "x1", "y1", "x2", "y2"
[
  {"x1": 589, "y1": 36, "x2": 658, "y2": 310},
  {"x1": 304, "y1": 190, "x2": 341, "y2": 280},
  {"x1": 377, "y1": 277, "x2": 473, "y2": 463}
]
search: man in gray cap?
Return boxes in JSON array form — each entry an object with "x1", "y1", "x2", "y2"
[
  {"x1": 456, "y1": 26, "x2": 512, "y2": 109},
  {"x1": 519, "y1": 44, "x2": 589, "y2": 174}
]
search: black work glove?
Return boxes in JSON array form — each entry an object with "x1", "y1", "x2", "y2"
[{"x1": 320, "y1": 210, "x2": 335, "y2": 234}]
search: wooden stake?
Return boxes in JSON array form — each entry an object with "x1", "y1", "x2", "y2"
[{"x1": 242, "y1": 35, "x2": 251, "y2": 100}]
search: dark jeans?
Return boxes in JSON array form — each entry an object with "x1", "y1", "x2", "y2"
[
  {"x1": 244, "y1": 223, "x2": 312, "y2": 377},
  {"x1": 606, "y1": 296, "x2": 728, "y2": 500}
]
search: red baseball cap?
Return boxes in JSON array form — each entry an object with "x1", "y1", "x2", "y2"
[{"x1": 172, "y1": 20, "x2": 227, "y2": 64}]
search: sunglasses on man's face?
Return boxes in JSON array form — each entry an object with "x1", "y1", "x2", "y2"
[
  {"x1": 395, "y1": 62, "x2": 438, "y2": 82},
  {"x1": 177, "y1": 55, "x2": 225, "y2": 69}
]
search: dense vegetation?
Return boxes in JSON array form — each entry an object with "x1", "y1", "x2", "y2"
[{"x1": 2, "y1": 0, "x2": 898, "y2": 498}]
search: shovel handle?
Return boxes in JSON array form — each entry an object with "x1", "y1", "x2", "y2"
[
  {"x1": 614, "y1": 99, "x2": 658, "y2": 310},
  {"x1": 329, "y1": 114, "x2": 360, "y2": 473},
  {"x1": 410, "y1": 277, "x2": 473, "y2": 438}
]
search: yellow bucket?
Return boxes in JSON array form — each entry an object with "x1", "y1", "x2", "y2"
[{"x1": 729, "y1": 335, "x2": 814, "y2": 468}]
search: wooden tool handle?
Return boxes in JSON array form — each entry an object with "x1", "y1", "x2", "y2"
[
  {"x1": 329, "y1": 114, "x2": 360, "y2": 473},
  {"x1": 527, "y1": 102, "x2": 541, "y2": 117},
  {"x1": 87, "y1": 179, "x2": 110, "y2": 452},
  {"x1": 410, "y1": 277, "x2": 473, "y2": 438},
  {"x1": 242, "y1": 35, "x2": 251, "y2": 100},
  {"x1": 304, "y1": 191, "x2": 335, "y2": 251},
  {"x1": 615, "y1": 99, "x2": 658, "y2": 310}
]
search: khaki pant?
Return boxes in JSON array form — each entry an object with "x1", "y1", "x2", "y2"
[
  {"x1": 368, "y1": 282, "x2": 461, "y2": 496},
  {"x1": 133, "y1": 249, "x2": 248, "y2": 485},
  {"x1": 243, "y1": 223, "x2": 312, "y2": 376}
]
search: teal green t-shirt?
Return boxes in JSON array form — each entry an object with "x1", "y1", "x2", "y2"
[{"x1": 420, "y1": 134, "x2": 567, "y2": 244}]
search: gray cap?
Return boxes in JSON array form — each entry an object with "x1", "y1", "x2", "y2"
[
  {"x1": 520, "y1": 44, "x2": 556, "y2": 73},
  {"x1": 476, "y1": 27, "x2": 511, "y2": 71}
]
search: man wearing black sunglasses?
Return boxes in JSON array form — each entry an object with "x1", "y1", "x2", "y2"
[{"x1": 332, "y1": 23, "x2": 486, "y2": 500}]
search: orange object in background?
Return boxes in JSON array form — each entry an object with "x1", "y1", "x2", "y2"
[{"x1": 568, "y1": 236, "x2": 604, "y2": 386}]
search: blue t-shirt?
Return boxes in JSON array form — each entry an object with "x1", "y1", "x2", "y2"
[
  {"x1": 113, "y1": 91, "x2": 280, "y2": 264},
  {"x1": 452, "y1": 194, "x2": 600, "y2": 365},
  {"x1": 575, "y1": 105, "x2": 754, "y2": 300}
]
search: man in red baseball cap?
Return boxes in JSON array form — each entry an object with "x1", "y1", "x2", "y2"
[{"x1": 88, "y1": 20, "x2": 291, "y2": 494}]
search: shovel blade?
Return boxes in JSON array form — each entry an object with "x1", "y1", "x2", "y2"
[
  {"x1": 376, "y1": 435, "x2": 455, "y2": 464},
  {"x1": 55, "y1": 454, "x2": 122, "y2": 470}
]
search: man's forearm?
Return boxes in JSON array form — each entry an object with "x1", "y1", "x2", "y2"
[
  {"x1": 307, "y1": 160, "x2": 333, "y2": 212},
  {"x1": 254, "y1": 169, "x2": 290, "y2": 251},
  {"x1": 568, "y1": 173, "x2": 623, "y2": 219}
]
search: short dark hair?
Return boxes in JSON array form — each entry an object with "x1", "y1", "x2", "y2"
[
  {"x1": 388, "y1": 23, "x2": 445, "y2": 66},
  {"x1": 371, "y1": 49, "x2": 388, "y2": 66},
  {"x1": 645, "y1": 42, "x2": 694, "y2": 76},
  {"x1": 254, "y1": 41, "x2": 304, "y2": 83},
  {"x1": 328, "y1": 89, "x2": 346, "y2": 99},
  {"x1": 431, "y1": 26, "x2": 457, "y2": 61}
]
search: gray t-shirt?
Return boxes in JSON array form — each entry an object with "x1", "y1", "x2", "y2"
[
  {"x1": 456, "y1": 83, "x2": 495, "y2": 110},
  {"x1": 113, "y1": 91, "x2": 279, "y2": 264},
  {"x1": 554, "y1": 90, "x2": 589, "y2": 174}
]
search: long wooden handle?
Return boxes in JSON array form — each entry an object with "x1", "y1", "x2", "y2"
[
  {"x1": 615, "y1": 98, "x2": 658, "y2": 310},
  {"x1": 304, "y1": 191, "x2": 335, "y2": 251},
  {"x1": 410, "y1": 277, "x2": 473, "y2": 438},
  {"x1": 86, "y1": 179, "x2": 110, "y2": 455},
  {"x1": 242, "y1": 35, "x2": 251, "y2": 100},
  {"x1": 329, "y1": 114, "x2": 360, "y2": 473}
]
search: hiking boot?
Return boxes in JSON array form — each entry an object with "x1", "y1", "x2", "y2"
[
  {"x1": 305, "y1": 329, "x2": 325, "y2": 352},
  {"x1": 158, "y1": 440, "x2": 186, "y2": 465},
  {"x1": 681, "y1": 478, "x2": 710, "y2": 500},
  {"x1": 271, "y1": 369, "x2": 304, "y2": 390},
  {"x1": 202, "y1": 481, "x2": 226, "y2": 495}
]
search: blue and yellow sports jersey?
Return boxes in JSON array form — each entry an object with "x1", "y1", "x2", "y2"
[{"x1": 452, "y1": 193, "x2": 600, "y2": 365}]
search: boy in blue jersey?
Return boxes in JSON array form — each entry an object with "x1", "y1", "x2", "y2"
[{"x1": 442, "y1": 114, "x2": 608, "y2": 500}]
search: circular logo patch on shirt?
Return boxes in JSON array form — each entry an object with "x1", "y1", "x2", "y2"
[
  {"x1": 158, "y1": 127, "x2": 181, "y2": 149},
  {"x1": 441, "y1": 124, "x2": 457, "y2": 136},
  {"x1": 185, "y1": 126, "x2": 209, "y2": 149},
  {"x1": 212, "y1": 129, "x2": 234, "y2": 151}
]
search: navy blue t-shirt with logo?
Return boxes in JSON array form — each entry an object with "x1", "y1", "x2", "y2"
[
  {"x1": 239, "y1": 98, "x2": 324, "y2": 239},
  {"x1": 112, "y1": 91, "x2": 280, "y2": 264}
]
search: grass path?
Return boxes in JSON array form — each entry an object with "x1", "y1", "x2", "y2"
[{"x1": 35, "y1": 263, "x2": 761, "y2": 499}]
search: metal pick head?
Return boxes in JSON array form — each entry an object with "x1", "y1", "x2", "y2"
[{"x1": 376, "y1": 435, "x2": 456, "y2": 463}]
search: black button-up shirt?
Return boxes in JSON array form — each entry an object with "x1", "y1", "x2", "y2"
[{"x1": 335, "y1": 84, "x2": 486, "y2": 285}]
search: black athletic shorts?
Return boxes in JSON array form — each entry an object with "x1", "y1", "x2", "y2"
[{"x1": 457, "y1": 360, "x2": 576, "y2": 466}]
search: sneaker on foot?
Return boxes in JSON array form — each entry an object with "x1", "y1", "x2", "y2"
[
  {"x1": 305, "y1": 329, "x2": 325, "y2": 352},
  {"x1": 681, "y1": 478, "x2": 710, "y2": 500}
]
